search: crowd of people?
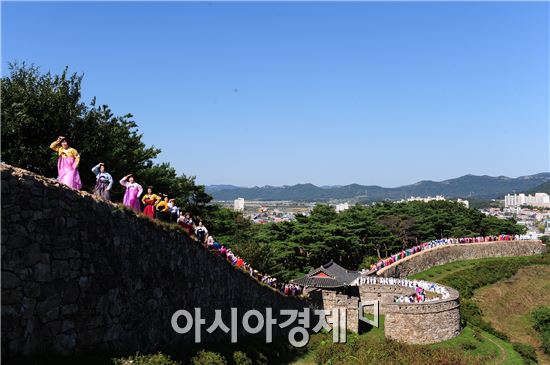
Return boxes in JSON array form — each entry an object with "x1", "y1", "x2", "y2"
[
  {"x1": 194, "y1": 222, "x2": 303, "y2": 296},
  {"x1": 366, "y1": 235, "x2": 530, "y2": 274},
  {"x1": 354, "y1": 276, "x2": 450, "y2": 303},
  {"x1": 49, "y1": 136, "x2": 302, "y2": 296},
  {"x1": 392, "y1": 278, "x2": 451, "y2": 304},
  {"x1": 51, "y1": 136, "x2": 182, "y2": 222}
]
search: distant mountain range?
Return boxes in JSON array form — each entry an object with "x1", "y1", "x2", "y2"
[
  {"x1": 206, "y1": 173, "x2": 550, "y2": 202},
  {"x1": 526, "y1": 181, "x2": 550, "y2": 195}
]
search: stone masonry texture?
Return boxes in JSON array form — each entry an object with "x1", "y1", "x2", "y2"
[
  {"x1": 1, "y1": 164, "x2": 307, "y2": 361},
  {"x1": 381, "y1": 286, "x2": 461, "y2": 344}
]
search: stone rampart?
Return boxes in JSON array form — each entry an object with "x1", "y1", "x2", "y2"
[
  {"x1": 308, "y1": 289, "x2": 359, "y2": 333},
  {"x1": 378, "y1": 241, "x2": 546, "y2": 278},
  {"x1": 1, "y1": 164, "x2": 307, "y2": 360},
  {"x1": 382, "y1": 286, "x2": 461, "y2": 344}
]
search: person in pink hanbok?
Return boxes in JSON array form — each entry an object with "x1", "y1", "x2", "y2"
[
  {"x1": 49, "y1": 136, "x2": 82, "y2": 190},
  {"x1": 119, "y1": 174, "x2": 143, "y2": 212}
]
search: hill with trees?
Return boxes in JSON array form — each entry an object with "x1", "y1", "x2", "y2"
[{"x1": 526, "y1": 181, "x2": 550, "y2": 195}]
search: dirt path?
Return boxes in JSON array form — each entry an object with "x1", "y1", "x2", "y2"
[{"x1": 481, "y1": 332, "x2": 508, "y2": 365}]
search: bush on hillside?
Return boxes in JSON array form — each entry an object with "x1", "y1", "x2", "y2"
[
  {"x1": 309, "y1": 333, "x2": 481, "y2": 365},
  {"x1": 190, "y1": 350, "x2": 226, "y2": 365},
  {"x1": 512, "y1": 343, "x2": 538, "y2": 364},
  {"x1": 232, "y1": 351, "x2": 252, "y2": 365},
  {"x1": 532, "y1": 306, "x2": 550, "y2": 354},
  {"x1": 112, "y1": 353, "x2": 180, "y2": 365}
]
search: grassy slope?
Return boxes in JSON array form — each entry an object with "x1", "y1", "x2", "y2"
[
  {"x1": 408, "y1": 256, "x2": 549, "y2": 282},
  {"x1": 474, "y1": 265, "x2": 550, "y2": 364},
  {"x1": 411, "y1": 255, "x2": 550, "y2": 365},
  {"x1": 433, "y1": 326, "x2": 524, "y2": 365}
]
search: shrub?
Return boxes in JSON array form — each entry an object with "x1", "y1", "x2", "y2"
[
  {"x1": 232, "y1": 351, "x2": 252, "y2": 365},
  {"x1": 512, "y1": 343, "x2": 538, "y2": 364},
  {"x1": 112, "y1": 353, "x2": 180, "y2": 365},
  {"x1": 190, "y1": 350, "x2": 226, "y2": 365},
  {"x1": 532, "y1": 306, "x2": 550, "y2": 354},
  {"x1": 253, "y1": 351, "x2": 268, "y2": 365},
  {"x1": 532, "y1": 306, "x2": 550, "y2": 333},
  {"x1": 313, "y1": 341, "x2": 350, "y2": 364},
  {"x1": 308, "y1": 333, "x2": 478, "y2": 365},
  {"x1": 460, "y1": 341, "x2": 478, "y2": 351},
  {"x1": 541, "y1": 334, "x2": 550, "y2": 355},
  {"x1": 472, "y1": 328, "x2": 484, "y2": 343}
]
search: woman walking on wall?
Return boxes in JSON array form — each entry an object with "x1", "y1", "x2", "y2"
[
  {"x1": 91, "y1": 162, "x2": 113, "y2": 200},
  {"x1": 120, "y1": 174, "x2": 143, "y2": 212},
  {"x1": 49, "y1": 136, "x2": 82, "y2": 189}
]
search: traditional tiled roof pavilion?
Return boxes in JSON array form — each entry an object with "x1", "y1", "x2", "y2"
[{"x1": 291, "y1": 260, "x2": 361, "y2": 289}]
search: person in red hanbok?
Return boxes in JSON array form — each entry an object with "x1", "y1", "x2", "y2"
[{"x1": 141, "y1": 187, "x2": 159, "y2": 219}]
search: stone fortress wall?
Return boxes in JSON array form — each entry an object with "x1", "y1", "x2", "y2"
[
  {"x1": 359, "y1": 238, "x2": 546, "y2": 344},
  {"x1": 308, "y1": 289, "x2": 360, "y2": 333},
  {"x1": 377, "y1": 240, "x2": 547, "y2": 278},
  {"x1": 311, "y1": 281, "x2": 461, "y2": 344},
  {"x1": 356, "y1": 282, "x2": 460, "y2": 344},
  {"x1": 332, "y1": 236, "x2": 546, "y2": 344},
  {"x1": 2, "y1": 163, "x2": 547, "y2": 358},
  {"x1": 1, "y1": 164, "x2": 307, "y2": 360},
  {"x1": 379, "y1": 286, "x2": 460, "y2": 344}
]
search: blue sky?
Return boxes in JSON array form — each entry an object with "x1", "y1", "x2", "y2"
[{"x1": 2, "y1": 1, "x2": 549, "y2": 187}]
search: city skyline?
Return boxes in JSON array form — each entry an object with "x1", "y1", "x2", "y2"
[{"x1": 3, "y1": 2, "x2": 549, "y2": 186}]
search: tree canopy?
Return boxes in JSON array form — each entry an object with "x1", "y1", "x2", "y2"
[
  {"x1": 219, "y1": 201, "x2": 526, "y2": 281},
  {"x1": 1, "y1": 62, "x2": 211, "y2": 212}
]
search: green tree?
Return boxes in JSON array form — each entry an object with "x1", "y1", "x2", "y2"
[
  {"x1": 1, "y1": 62, "x2": 158, "y2": 191},
  {"x1": 216, "y1": 200, "x2": 528, "y2": 280},
  {"x1": 1, "y1": 62, "x2": 215, "y2": 215}
]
